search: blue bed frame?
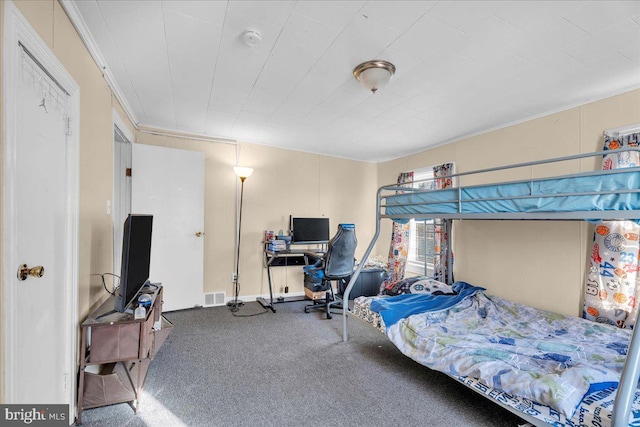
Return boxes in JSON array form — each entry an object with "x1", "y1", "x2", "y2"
[{"x1": 342, "y1": 147, "x2": 640, "y2": 427}]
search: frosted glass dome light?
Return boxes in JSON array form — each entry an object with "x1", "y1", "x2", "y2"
[{"x1": 353, "y1": 60, "x2": 396, "y2": 94}]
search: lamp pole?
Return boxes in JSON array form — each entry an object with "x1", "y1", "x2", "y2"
[{"x1": 228, "y1": 167, "x2": 253, "y2": 310}]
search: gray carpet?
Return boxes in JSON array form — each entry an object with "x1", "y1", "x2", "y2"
[{"x1": 80, "y1": 301, "x2": 526, "y2": 426}]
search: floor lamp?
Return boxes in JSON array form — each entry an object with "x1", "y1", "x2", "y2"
[{"x1": 227, "y1": 166, "x2": 253, "y2": 310}]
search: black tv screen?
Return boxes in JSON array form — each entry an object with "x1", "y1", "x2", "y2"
[
  {"x1": 116, "y1": 214, "x2": 153, "y2": 312},
  {"x1": 292, "y1": 217, "x2": 330, "y2": 244}
]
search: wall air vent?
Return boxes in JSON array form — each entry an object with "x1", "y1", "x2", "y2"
[{"x1": 204, "y1": 292, "x2": 225, "y2": 307}]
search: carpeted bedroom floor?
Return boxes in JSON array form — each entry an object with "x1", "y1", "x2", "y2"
[{"x1": 79, "y1": 300, "x2": 526, "y2": 426}]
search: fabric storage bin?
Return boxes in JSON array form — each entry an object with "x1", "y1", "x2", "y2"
[
  {"x1": 82, "y1": 363, "x2": 135, "y2": 407},
  {"x1": 151, "y1": 315, "x2": 173, "y2": 359},
  {"x1": 89, "y1": 323, "x2": 141, "y2": 362}
]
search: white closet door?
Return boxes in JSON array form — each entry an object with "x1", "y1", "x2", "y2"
[
  {"x1": 131, "y1": 143, "x2": 205, "y2": 311},
  {"x1": 10, "y1": 45, "x2": 72, "y2": 405}
]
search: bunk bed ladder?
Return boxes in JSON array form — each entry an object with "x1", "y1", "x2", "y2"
[{"x1": 342, "y1": 187, "x2": 383, "y2": 342}]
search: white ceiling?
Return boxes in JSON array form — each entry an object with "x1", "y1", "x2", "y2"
[{"x1": 71, "y1": 0, "x2": 640, "y2": 162}]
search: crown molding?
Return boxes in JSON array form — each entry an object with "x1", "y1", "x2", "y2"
[
  {"x1": 137, "y1": 124, "x2": 237, "y2": 145},
  {"x1": 59, "y1": 0, "x2": 139, "y2": 128}
]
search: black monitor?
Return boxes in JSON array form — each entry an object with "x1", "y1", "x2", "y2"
[
  {"x1": 291, "y1": 217, "x2": 330, "y2": 244},
  {"x1": 115, "y1": 214, "x2": 153, "y2": 313}
]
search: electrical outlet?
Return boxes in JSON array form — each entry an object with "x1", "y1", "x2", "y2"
[{"x1": 231, "y1": 272, "x2": 237, "y2": 282}]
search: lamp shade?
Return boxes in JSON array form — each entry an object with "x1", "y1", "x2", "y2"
[
  {"x1": 233, "y1": 166, "x2": 254, "y2": 179},
  {"x1": 353, "y1": 60, "x2": 396, "y2": 93}
]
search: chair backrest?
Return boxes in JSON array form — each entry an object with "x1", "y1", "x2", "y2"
[{"x1": 324, "y1": 224, "x2": 357, "y2": 279}]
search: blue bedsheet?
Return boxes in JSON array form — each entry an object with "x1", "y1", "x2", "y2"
[{"x1": 385, "y1": 168, "x2": 640, "y2": 220}]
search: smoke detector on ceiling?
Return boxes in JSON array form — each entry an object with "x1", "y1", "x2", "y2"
[{"x1": 242, "y1": 30, "x2": 262, "y2": 47}]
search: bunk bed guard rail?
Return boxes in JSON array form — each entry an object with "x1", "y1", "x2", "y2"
[{"x1": 341, "y1": 148, "x2": 640, "y2": 427}]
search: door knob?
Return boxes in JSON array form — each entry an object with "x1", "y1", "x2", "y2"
[
  {"x1": 195, "y1": 232, "x2": 204, "y2": 237},
  {"x1": 17, "y1": 264, "x2": 45, "y2": 281}
]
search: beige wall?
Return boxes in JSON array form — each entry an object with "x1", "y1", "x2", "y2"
[
  {"x1": 377, "y1": 89, "x2": 640, "y2": 316},
  {"x1": 135, "y1": 134, "x2": 378, "y2": 299},
  {"x1": 240, "y1": 143, "x2": 377, "y2": 297}
]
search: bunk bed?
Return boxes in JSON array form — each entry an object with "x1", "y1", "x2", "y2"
[{"x1": 341, "y1": 147, "x2": 640, "y2": 427}]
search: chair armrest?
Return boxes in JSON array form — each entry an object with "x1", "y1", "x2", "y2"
[{"x1": 304, "y1": 251, "x2": 325, "y2": 267}]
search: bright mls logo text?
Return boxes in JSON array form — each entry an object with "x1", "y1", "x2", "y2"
[{"x1": 2, "y1": 405, "x2": 67, "y2": 425}]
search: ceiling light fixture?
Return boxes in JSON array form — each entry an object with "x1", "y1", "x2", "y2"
[
  {"x1": 242, "y1": 30, "x2": 262, "y2": 47},
  {"x1": 353, "y1": 60, "x2": 396, "y2": 94}
]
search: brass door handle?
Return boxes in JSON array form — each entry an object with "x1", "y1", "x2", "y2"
[
  {"x1": 195, "y1": 232, "x2": 204, "y2": 237},
  {"x1": 17, "y1": 264, "x2": 45, "y2": 281}
]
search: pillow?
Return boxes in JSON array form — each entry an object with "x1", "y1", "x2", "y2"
[{"x1": 381, "y1": 276, "x2": 456, "y2": 296}]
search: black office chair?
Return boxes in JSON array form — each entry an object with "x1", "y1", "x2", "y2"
[{"x1": 303, "y1": 224, "x2": 357, "y2": 319}]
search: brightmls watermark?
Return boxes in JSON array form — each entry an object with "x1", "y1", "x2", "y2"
[{"x1": 1, "y1": 405, "x2": 68, "y2": 426}]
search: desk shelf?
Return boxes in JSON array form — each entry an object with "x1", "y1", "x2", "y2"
[
  {"x1": 260, "y1": 244, "x2": 326, "y2": 312},
  {"x1": 265, "y1": 254, "x2": 306, "y2": 267}
]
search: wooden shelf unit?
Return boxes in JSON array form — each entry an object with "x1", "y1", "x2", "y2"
[{"x1": 76, "y1": 284, "x2": 172, "y2": 424}]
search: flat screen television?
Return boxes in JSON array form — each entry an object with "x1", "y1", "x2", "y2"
[
  {"x1": 291, "y1": 217, "x2": 330, "y2": 244},
  {"x1": 115, "y1": 214, "x2": 153, "y2": 313}
]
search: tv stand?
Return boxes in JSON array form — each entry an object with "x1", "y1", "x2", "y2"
[
  {"x1": 93, "y1": 301, "x2": 136, "y2": 321},
  {"x1": 76, "y1": 284, "x2": 172, "y2": 424},
  {"x1": 94, "y1": 309, "x2": 117, "y2": 320}
]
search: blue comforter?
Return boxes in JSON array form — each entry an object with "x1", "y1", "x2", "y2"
[
  {"x1": 370, "y1": 283, "x2": 632, "y2": 418},
  {"x1": 370, "y1": 281, "x2": 486, "y2": 328}
]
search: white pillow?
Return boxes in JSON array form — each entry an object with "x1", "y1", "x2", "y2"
[{"x1": 409, "y1": 279, "x2": 455, "y2": 295}]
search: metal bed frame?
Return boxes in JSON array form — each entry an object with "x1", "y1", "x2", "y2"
[{"x1": 342, "y1": 147, "x2": 640, "y2": 427}]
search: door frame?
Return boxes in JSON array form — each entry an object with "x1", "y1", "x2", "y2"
[
  {"x1": 3, "y1": 0, "x2": 80, "y2": 411},
  {"x1": 112, "y1": 109, "x2": 133, "y2": 277}
]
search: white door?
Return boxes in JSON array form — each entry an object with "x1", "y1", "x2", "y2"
[
  {"x1": 131, "y1": 144, "x2": 205, "y2": 311},
  {"x1": 3, "y1": 1, "x2": 79, "y2": 411}
]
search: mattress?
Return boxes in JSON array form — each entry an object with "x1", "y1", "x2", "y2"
[
  {"x1": 384, "y1": 168, "x2": 640, "y2": 220},
  {"x1": 351, "y1": 289, "x2": 640, "y2": 427}
]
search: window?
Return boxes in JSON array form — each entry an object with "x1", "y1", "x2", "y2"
[{"x1": 407, "y1": 167, "x2": 436, "y2": 275}]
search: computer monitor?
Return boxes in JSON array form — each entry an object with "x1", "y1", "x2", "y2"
[{"x1": 291, "y1": 217, "x2": 330, "y2": 244}]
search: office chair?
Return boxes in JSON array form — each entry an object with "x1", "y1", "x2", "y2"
[{"x1": 303, "y1": 224, "x2": 357, "y2": 319}]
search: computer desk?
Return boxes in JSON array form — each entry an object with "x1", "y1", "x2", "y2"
[{"x1": 258, "y1": 246, "x2": 325, "y2": 313}]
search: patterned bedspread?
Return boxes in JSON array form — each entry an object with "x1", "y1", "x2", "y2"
[
  {"x1": 351, "y1": 295, "x2": 386, "y2": 333},
  {"x1": 352, "y1": 286, "x2": 640, "y2": 426}
]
